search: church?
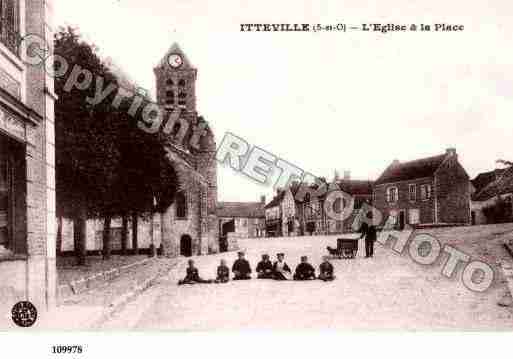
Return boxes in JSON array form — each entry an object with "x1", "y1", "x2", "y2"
[{"x1": 154, "y1": 43, "x2": 220, "y2": 257}]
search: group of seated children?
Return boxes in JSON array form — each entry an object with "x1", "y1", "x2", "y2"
[{"x1": 178, "y1": 251, "x2": 335, "y2": 285}]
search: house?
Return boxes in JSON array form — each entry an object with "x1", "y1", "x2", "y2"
[
  {"x1": 264, "y1": 191, "x2": 285, "y2": 237},
  {"x1": 471, "y1": 166, "x2": 513, "y2": 225},
  {"x1": 333, "y1": 177, "x2": 374, "y2": 233},
  {"x1": 0, "y1": 0, "x2": 56, "y2": 311},
  {"x1": 373, "y1": 148, "x2": 471, "y2": 229},
  {"x1": 217, "y1": 197, "x2": 266, "y2": 251}
]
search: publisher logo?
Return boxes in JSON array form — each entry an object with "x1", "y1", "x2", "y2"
[{"x1": 11, "y1": 301, "x2": 38, "y2": 328}]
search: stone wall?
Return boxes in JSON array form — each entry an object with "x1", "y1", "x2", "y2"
[
  {"x1": 374, "y1": 178, "x2": 436, "y2": 226},
  {"x1": 435, "y1": 156, "x2": 471, "y2": 224}
]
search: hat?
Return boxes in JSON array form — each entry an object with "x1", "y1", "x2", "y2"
[
  {"x1": 237, "y1": 251, "x2": 245, "y2": 255},
  {"x1": 301, "y1": 256, "x2": 308, "y2": 261},
  {"x1": 262, "y1": 254, "x2": 269, "y2": 258},
  {"x1": 277, "y1": 253, "x2": 285, "y2": 257}
]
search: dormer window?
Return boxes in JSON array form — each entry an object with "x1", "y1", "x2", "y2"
[{"x1": 0, "y1": 0, "x2": 20, "y2": 55}]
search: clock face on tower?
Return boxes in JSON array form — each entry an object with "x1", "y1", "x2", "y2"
[{"x1": 168, "y1": 54, "x2": 183, "y2": 68}]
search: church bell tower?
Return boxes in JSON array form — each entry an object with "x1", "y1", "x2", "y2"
[{"x1": 154, "y1": 43, "x2": 198, "y2": 118}]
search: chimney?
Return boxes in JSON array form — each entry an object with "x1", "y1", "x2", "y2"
[
  {"x1": 392, "y1": 159, "x2": 400, "y2": 166},
  {"x1": 446, "y1": 148, "x2": 457, "y2": 157},
  {"x1": 344, "y1": 170, "x2": 351, "y2": 180},
  {"x1": 260, "y1": 195, "x2": 266, "y2": 204}
]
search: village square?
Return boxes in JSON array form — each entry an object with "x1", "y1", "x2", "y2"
[{"x1": 1, "y1": 0, "x2": 513, "y2": 332}]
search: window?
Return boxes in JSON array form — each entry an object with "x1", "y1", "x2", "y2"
[
  {"x1": 0, "y1": 146, "x2": 11, "y2": 250},
  {"x1": 386, "y1": 187, "x2": 398, "y2": 203},
  {"x1": 176, "y1": 191, "x2": 187, "y2": 219},
  {"x1": 166, "y1": 79, "x2": 174, "y2": 86},
  {"x1": 409, "y1": 184, "x2": 416, "y2": 202},
  {"x1": 0, "y1": 0, "x2": 20, "y2": 55},
  {"x1": 0, "y1": 135, "x2": 25, "y2": 255},
  {"x1": 409, "y1": 209, "x2": 420, "y2": 225},
  {"x1": 178, "y1": 92, "x2": 187, "y2": 98},
  {"x1": 420, "y1": 184, "x2": 432, "y2": 200},
  {"x1": 166, "y1": 90, "x2": 174, "y2": 98},
  {"x1": 178, "y1": 79, "x2": 186, "y2": 87}
]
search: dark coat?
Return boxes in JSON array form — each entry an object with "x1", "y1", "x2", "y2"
[
  {"x1": 256, "y1": 260, "x2": 274, "y2": 273},
  {"x1": 360, "y1": 222, "x2": 377, "y2": 242},
  {"x1": 185, "y1": 267, "x2": 200, "y2": 281},
  {"x1": 217, "y1": 265, "x2": 230, "y2": 279},
  {"x1": 232, "y1": 259, "x2": 252, "y2": 275},
  {"x1": 295, "y1": 262, "x2": 315, "y2": 277},
  {"x1": 319, "y1": 262, "x2": 334, "y2": 276}
]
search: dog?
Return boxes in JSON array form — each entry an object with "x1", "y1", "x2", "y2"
[{"x1": 326, "y1": 246, "x2": 339, "y2": 256}]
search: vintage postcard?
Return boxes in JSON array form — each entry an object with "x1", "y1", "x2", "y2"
[{"x1": 1, "y1": 0, "x2": 513, "y2": 353}]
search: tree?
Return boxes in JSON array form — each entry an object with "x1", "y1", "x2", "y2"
[
  {"x1": 55, "y1": 27, "x2": 183, "y2": 262},
  {"x1": 55, "y1": 27, "x2": 123, "y2": 263}
]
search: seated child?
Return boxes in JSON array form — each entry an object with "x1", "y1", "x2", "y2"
[
  {"x1": 178, "y1": 259, "x2": 213, "y2": 285},
  {"x1": 273, "y1": 253, "x2": 292, "y2": 281},
  {"x1": 318, "y1": 256, "x2": 336, "y2": 282},
  {"x1": 232, "y1": 251, "x2": 252, "y2": 280},
  {"x1": 293, "y1": 256, "x2": 316, "y2": 280},
  {"x1": 215, "y1": 259, "x2": 230, "y2": 283},
  {"x1": 256, "y1": 254, "x2": 274, "y2": 279}
]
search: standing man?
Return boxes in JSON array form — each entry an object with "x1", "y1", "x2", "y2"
[
  {"x1": 232, "y1": 251, "x2": 252, "y2": 280},
  {"x1": 359, "y1": 213, "x2": 377, "y2": 258}
]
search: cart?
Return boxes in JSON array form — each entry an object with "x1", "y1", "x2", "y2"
[{"x1": 336, "y1": 238, "x2": 359, "y2": 259}]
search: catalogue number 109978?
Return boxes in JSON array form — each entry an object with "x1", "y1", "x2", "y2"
[{"x1": 51, "y1": 346, "x2": 84, "y2": 354}]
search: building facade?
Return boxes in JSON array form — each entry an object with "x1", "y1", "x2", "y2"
[
  {"x1": 154, "y1": 43, "x2": 219, "y2": 256},
  {"x1": 471, "y1": 166, "x2": 513, "y2": 225},
  {"x1": 264, "y1": 192, "x2": 283, "y2": 237},
  {"x1": 329, "y1": 178, "x2": 374, "y2": 234},
  {"x1": 217, "y1": 197, "x2": 266, "y2": 251},
  {"x1": 374, "y1": 148, "x2": 471, "y2": 229},
  {"x1": 0, "y1": 0, "x2": 57, "y2": 311}
]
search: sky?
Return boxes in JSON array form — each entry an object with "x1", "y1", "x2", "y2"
[{"x1": 53, "y1": 0, "x2": 513, "y2": 202}]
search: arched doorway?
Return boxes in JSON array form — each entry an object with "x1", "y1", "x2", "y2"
[{"x1": 180, "y1": 234, "x2": 193, "y2": 257}]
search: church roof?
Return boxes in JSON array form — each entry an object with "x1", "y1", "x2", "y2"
[{"x1": 155, "y1": 42, "x2": 194, "y2": 70}]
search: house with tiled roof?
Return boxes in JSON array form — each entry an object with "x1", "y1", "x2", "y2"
[
  {"x1": 373, "y1": 148, "x2": 472, "y2": 229},
  {"x1": 217, "y1": 198, "x2": 266, "y2": 250},
  {"x1": 471, "y1": 166, "x2": 513, "y2": 225},
  {"x1": 264, "y1": 191, "x2": 285, "y2": 237},
  {"x1": 471, "y1": 168, "x2": 507, "y2": 195},
  {"x1": 334, "y1": 177, "x2": 374, "y2": 233}
]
